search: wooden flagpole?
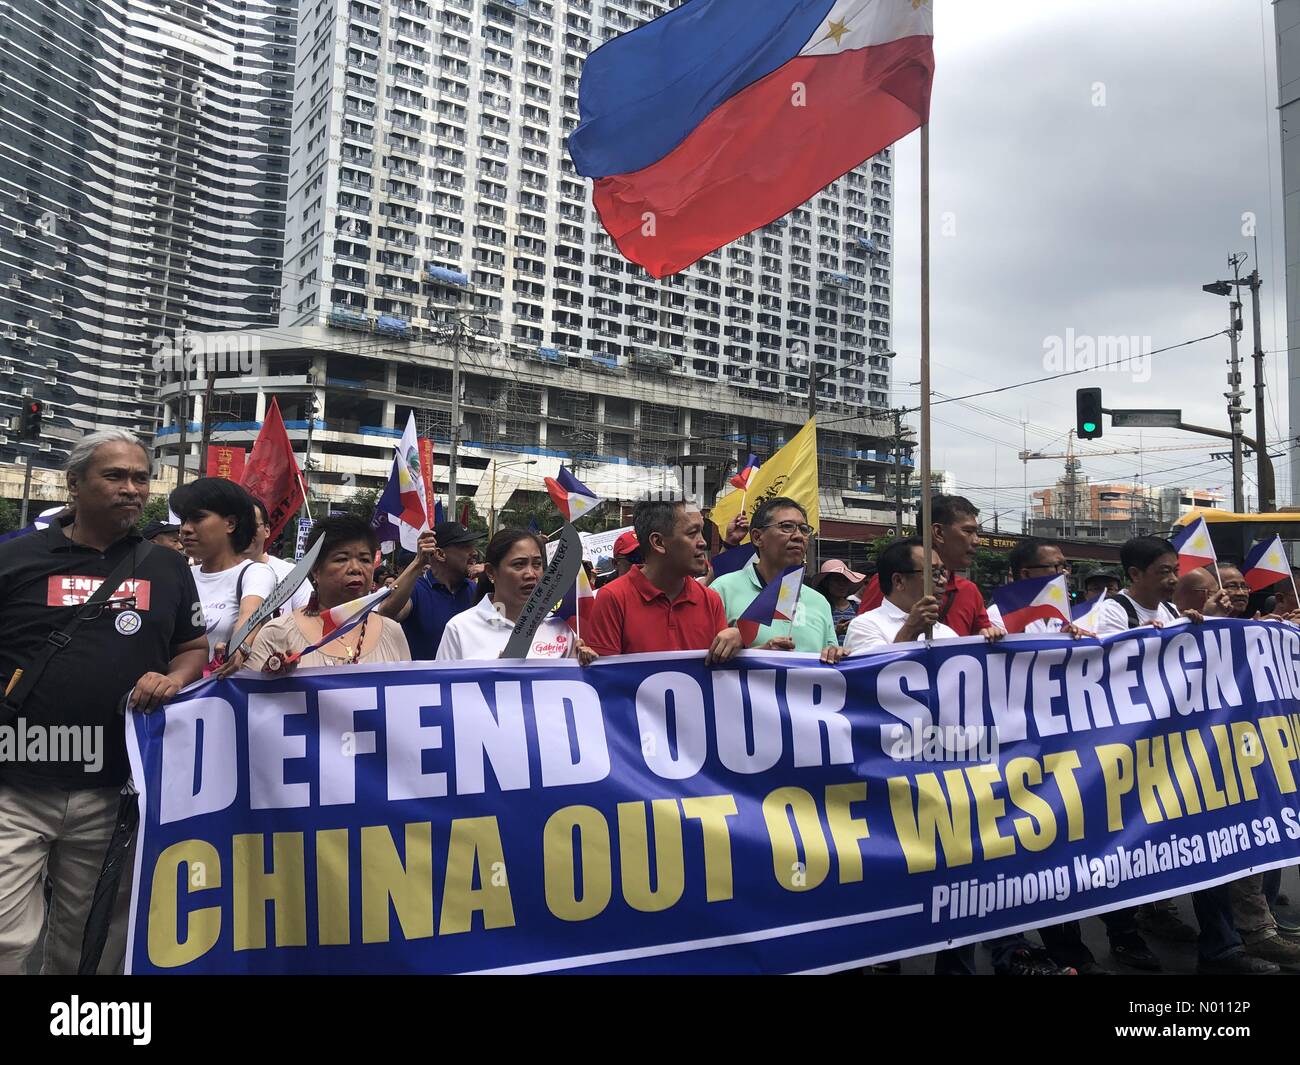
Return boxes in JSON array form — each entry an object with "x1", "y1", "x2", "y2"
[{"x1": 920, "y1": 123, "x2": 934, "y2": 633}]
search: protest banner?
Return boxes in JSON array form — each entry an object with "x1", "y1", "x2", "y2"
[{"x1": 125, "y1": 619, "x2": 1300, "y2": 974}]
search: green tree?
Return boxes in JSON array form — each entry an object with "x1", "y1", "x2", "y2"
[
  {"x1": 335, "y1": 487, "x2": 378, "y2": 520},
  {"x1": 135, "y1": 496, "x2": 171, "y2": 532},
  {"x1": 969, "y1": 547, "x2": 1009, "y2": 596},
  {"x1": 0, "y1": 498, "x2": 19, "y2": 534}
]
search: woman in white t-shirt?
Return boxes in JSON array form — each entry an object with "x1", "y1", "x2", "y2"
[
  {"x1": 437, "y1": 529, "x2": 597, "y2": 663},
  {"x1": 171, "y1": 477, "x2": 277, "y2": 676}
]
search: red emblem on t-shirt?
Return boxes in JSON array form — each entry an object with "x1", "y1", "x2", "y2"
[{"x1": 46, "y1": 577, "x2": 151, "y2": 609}]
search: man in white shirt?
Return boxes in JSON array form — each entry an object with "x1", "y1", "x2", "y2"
[
  {"x1": 1093, "y1": 535, "x2": 1183, "y2": 636},
  {"x1": 845, "y1": 538, "x2": 960, "y2": 653},
  {"x1": 247, "y1": 497, "x2": 312, "y2": 613}
]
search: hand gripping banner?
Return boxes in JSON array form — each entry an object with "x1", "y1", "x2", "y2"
[{"x1": 125, "y1": 618, "x2": 1300, "y2": 974}]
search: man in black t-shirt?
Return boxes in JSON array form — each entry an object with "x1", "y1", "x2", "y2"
[{"x1": 0, "y1": 430, "x2": 207, "y2": 975}]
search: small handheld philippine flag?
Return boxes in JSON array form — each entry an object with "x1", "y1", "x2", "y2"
[
  {"x1": 555, "y1": 564, "x2": 596, "y2": 634},
  {"x1": 730, "y1": 454, "x2": 760, "y2": 491},
  {"x1": 545, "y1": 465, "x2": 601, "y2": 522},
  {"x1": 737, "y1": 564, "x2": 804, "y2": 647},
  {"x1": 989, "y1": 575, "x2": 1071, "y2": 634},
  {"x1": 1242, "y1": 535, "x2": 1292, "y2": 592},
  {"x1": 289, "y1": 587, "x2": 391, "y2": 661},
  {"x1": 1070, "y1": 588, "x2": 1108, "y2": 631},
  {"x1": 1171, "y1": 516, "x2": 1217, "y2": 576}
]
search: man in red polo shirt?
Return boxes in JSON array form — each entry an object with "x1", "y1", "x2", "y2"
[
  {"x1": 585, "y1": 499, "x2": 743, "y2": 662},
  {"x1": 857, "y1": 495, "x2": 1001, "y2": 639}
]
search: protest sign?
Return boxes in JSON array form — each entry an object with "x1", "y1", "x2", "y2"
[{"x1": 125, "y1": 619, "x2": 1300, "y2": 974}]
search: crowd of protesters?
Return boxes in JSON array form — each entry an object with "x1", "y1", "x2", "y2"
[{"x1": 2, "y1": 429, "x2": 1300, "y2": 976}]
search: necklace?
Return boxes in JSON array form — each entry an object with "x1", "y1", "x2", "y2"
[{"x1": 318, "y1": 615, "x2": 370, "y2": 664}]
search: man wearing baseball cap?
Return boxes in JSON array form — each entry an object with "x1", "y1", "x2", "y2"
[
  {"x1": 382, "y1": 521, "x2": 482, "y2": 659},
  {"x1": 141, "y1": 519, "x2": 184, "y2": 554},
  {"x1": 612, "y1": 530, "x2": 641, "y2": 577}
]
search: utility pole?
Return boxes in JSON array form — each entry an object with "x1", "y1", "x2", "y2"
[
  {"x1": 199, "y1": 367, "x2": 216, "y2": 476},
  {"x1": 892, "y1": 408, "x2": 905, "y2": 536},
  {"x1": 1226, "y1": 272, "x2": 1246, "y2": 513},
  {"x1": 447, "y1": 324, "x2": 462, "y2": 516},
  {"x1": 18, "y1": 448, "x2": 33, "y2": 528},
  {"x1": 1246, "y1": 269, "x2": 1275, "y2": 511},
  {"x1": 176, "y1": 368, "x2": 189, "y2": 491}
]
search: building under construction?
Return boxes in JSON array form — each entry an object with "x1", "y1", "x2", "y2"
[{"x1": 141, "y1": 324, "x2": 911, "y2": 527}]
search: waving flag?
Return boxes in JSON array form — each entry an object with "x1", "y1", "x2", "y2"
[
  {"x1": 990, "y1": 575, "x2": 1072, "y2": 634},
  {"x1": 240, "y1": 397, "x2": 305, "y2": 541},
  {"x1": 712, "y1": 418, "x2": 820, "y2": 537},
  {"x1": 1171, "y1": 516, "x2": 1217, "y2": 576},
  {"x1": 737, "y1": 564, "x2": 805, "y2": 647},
  {"x1": 371, "y1": 415, "x2": 429, "y2": 553},
  {"x1": 730, "y1": 454, "x2": 760, "y2": 491},
  {"x1": 545, "y1": 465, "x2": 601, "y2": 522},
  {"x1": 290, "y1": 587, "x2": 391, "y2": 662},
  {"x1": 555, "y1": 564, "x2": 596, "y2": 635},
  {"x1": 568, "y1": 0, "x2": 934, "y2": 277},
  {"x1": 1071, "y1": 589, "x2": 1109, "y2": 632},
  {"x1": 1242, "y1": 535, "x2": 1293, "y2": 592}
]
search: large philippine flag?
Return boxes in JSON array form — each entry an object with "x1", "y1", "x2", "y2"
[
  {"x1": 568, "y1": 0, "x2": 934, "y2": 277},
  {"x1": 1242, "y1": 535, "x2": 1293, "y2": 592},
  {"x1": 737, "y1": 564, "x2": 805, "y2": 646},
  {"x1": 1171, "y1": 516, "x2": 1217, "y2": 576},
  {"x1": 989, "y1": 575, "x2": 1072, "y2": 634}
]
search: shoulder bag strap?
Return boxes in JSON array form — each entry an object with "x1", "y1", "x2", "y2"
[{"x1": 4, "y1": 541, "x2": 153, "y2": 713}]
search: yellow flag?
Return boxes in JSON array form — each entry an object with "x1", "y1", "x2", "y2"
[{"x1": 711, "y1": 417, "x2": 820, "y2": 538}]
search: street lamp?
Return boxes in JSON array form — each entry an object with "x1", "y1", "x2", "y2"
[{"x1": 487, "y1": 458, "x2": 538, "y2": 536}]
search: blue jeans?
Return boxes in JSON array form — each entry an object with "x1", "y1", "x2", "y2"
[{"x1": 1193, "y1": 885, "x2": 1243, "y2": 961}]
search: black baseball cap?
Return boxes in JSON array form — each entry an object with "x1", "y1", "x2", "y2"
[
  {"x1": 433, "y1": 521, "x2": 482, "y2": 547},
  {"x1": 1085, "y1": 567, "x2": 1122, "y2": 585},
  {"x1": 142, "y1": 520, "x2": 181, "y2": 540}
]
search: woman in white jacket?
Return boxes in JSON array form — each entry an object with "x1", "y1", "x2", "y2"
[{"x1": 437, "y1": 529, "x2": 597, "y2": 663}]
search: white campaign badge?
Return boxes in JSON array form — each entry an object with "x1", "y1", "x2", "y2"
[{"x1": 115, "y1": 610, "x2": 142, "y2": 636}]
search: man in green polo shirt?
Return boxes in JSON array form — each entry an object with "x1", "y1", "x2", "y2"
[{"x1": 710, "y1": 496, "x2": 844, "y2": 664}]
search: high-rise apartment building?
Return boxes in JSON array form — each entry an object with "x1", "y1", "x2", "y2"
[
  {"x1": 267, "y1": 0, "x2": 901, "y2": 501},
  {"x1": 0, "y1": 0, "x2": 294, "y2": 467}
]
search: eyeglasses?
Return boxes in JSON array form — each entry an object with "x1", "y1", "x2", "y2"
[
  {"x1": 755, "y1": 521, "x2": 814, "y2": 537},
  {"x1": 900, "y1": 567, "x2": 949, "y2": 582},
  {"x1": 1027, "y1": 562, "x2": 1072, "y2": 573},
  {"x1": 1221, "y1": 581, "x2": 1249, "y2": 592},
  {"x1": 79, "y1": 595, "x2": 137, "y2": 621}
]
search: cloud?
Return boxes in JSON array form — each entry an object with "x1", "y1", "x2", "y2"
[{"x1": 885, "y1": 0, "x2": 1285, "y2": 516}]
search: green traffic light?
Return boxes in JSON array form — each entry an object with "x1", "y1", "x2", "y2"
[{"x1": 1082, "y1": 421, "x2": 1097, "y2": 433}]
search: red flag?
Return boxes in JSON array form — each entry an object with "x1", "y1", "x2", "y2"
[
  {"x1": 206, "y1": 445, "x2": 246, "y2": 482},
  {"x1": 459, "y1": 501, "x2": 470, "y2": 527},
  {"x1": 240, "y1": 397, "x2": 304, "y2": 542}
]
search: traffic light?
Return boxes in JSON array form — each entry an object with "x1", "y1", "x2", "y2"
[
  {"x1": 1076, "y1": 388, "x2": 1102, "y2": 440},
  {"x1": 18, "y1": 398, "x2": 43, "y2": 440}
]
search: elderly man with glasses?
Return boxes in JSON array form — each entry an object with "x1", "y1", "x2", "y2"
[{"x1": 709, "y1": 496, "x2": 844, "y2": 664}]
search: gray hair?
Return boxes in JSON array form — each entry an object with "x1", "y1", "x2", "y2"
[{"x1": 64, "y1": 429, "x2": 152, "y2": 483}]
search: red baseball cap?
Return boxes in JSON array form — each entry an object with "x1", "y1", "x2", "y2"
[{"x1": 614, "y1": 531, "x2": 640, "y2": 557}]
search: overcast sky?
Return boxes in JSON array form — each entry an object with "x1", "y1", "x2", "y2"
[{"x1": 882, "y1": 0, "x2": 1286, "y2": 524}]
